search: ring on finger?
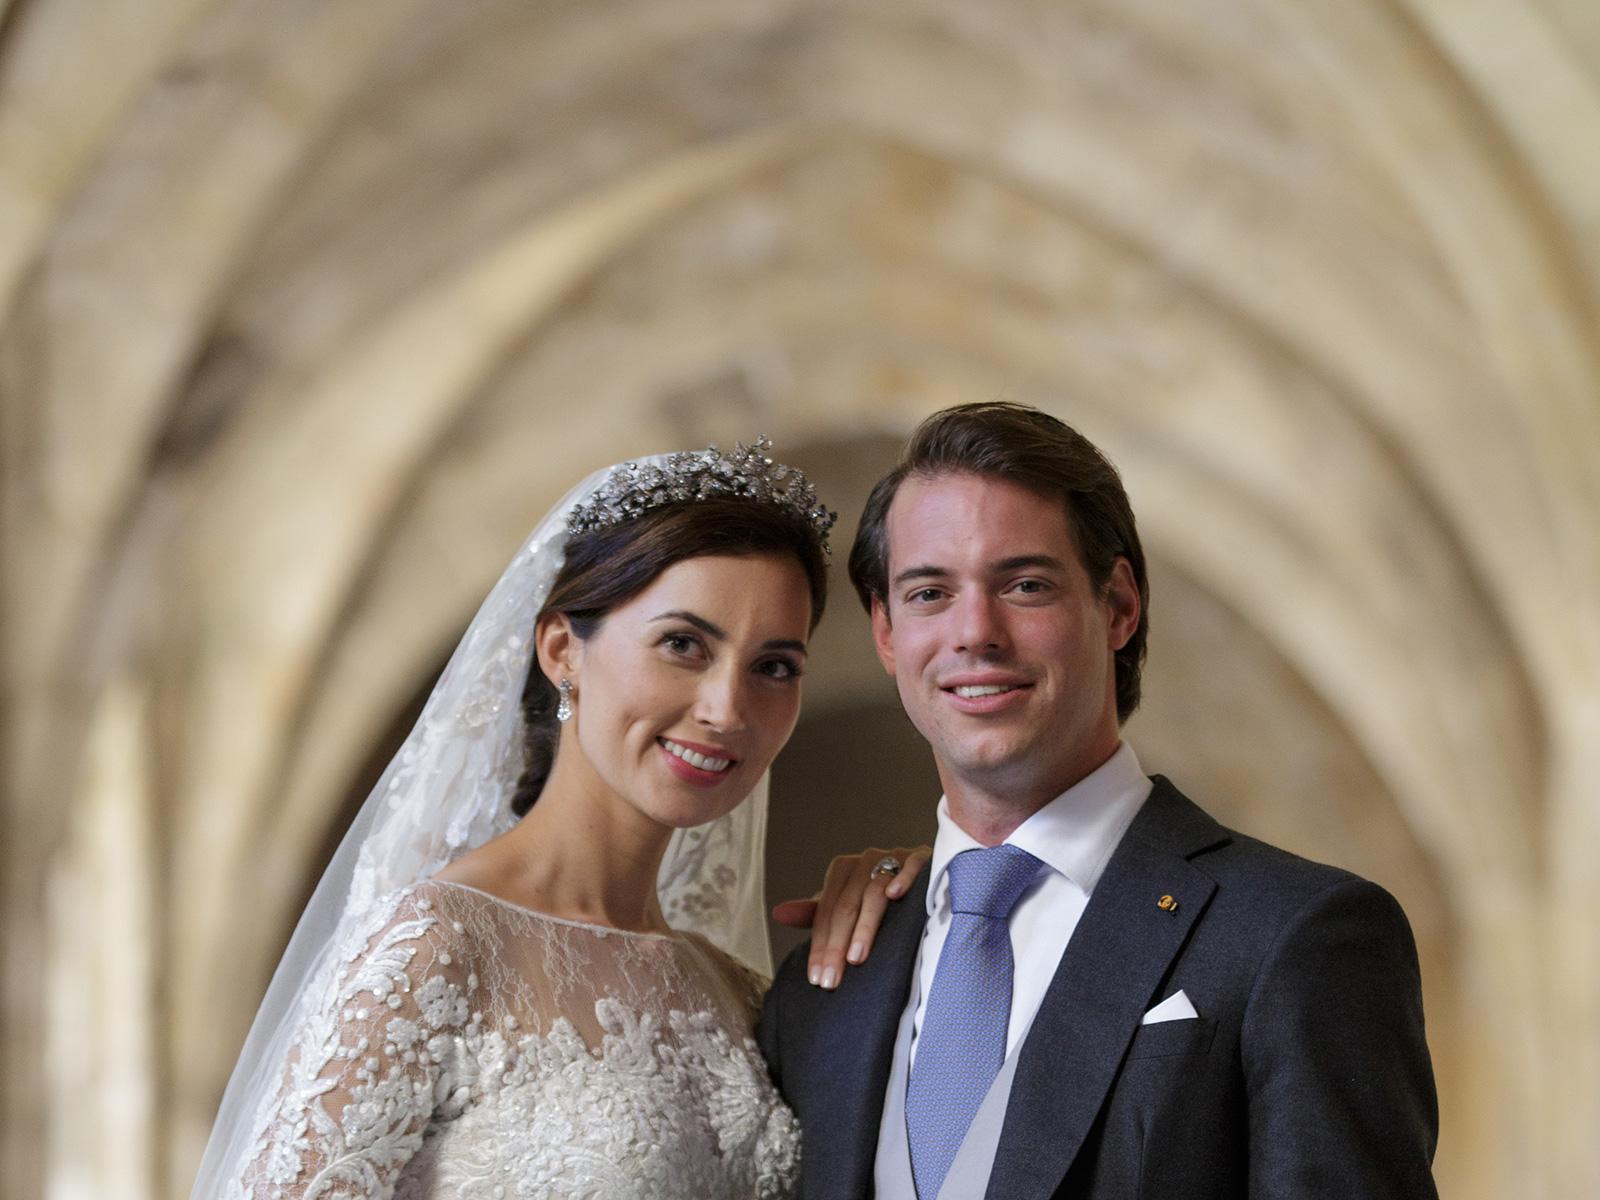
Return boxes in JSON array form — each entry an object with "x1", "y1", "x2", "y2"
[{"x1": 869, "y1": 855, "x2": 902, "y2": 881}]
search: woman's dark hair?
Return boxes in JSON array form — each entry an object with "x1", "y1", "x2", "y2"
[
  {"x1": 510, "y1": 497, "x2": 829, "y2": 815},
  {"x1": 847, "y1": 402, "x2": 1149, "y2": 723}
]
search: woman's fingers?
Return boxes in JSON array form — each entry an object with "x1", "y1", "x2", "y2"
[
  {"x1": 843, "y1": 846, "x2": 932, "y2": 966},
  {"x1": 772, "y1": 845, "x2": 934, "y2": 989},
  {"x1": 769, "y1": 897, "x2": 819, "y2": 928},
  {"x1": 881, "y1": 845, "x2": 931, "y2": 900},
  {"x1": 805, "y1": 854, "x2": 858, "y2": 989},
  {"x1": 807, "y1": 846, "x2": 932, "y2": 989},
  {"x1": 843, "y1": 875, "x2": 894, "y2": 965}
]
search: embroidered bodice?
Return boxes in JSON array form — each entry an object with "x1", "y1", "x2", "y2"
[{"x1": 230, "y1": 879, "x2": 798, "y2": 1199}]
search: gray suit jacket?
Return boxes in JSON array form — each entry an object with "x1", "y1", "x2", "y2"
[{"x1": 757, "y1": 777, "x2": 1439, "y2": 1199}]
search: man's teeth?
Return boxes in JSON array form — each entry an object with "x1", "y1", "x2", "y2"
[
  {"x1": 953, "y1": 684, "x2": 1017, "y2": 698},
  {"x1": 661, "y1": 739, "x2": 733, "y2": 772}
]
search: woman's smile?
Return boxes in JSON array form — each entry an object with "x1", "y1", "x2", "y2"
[{"x1": 657, "y1": 735, "x2": 738, "y2": 786}]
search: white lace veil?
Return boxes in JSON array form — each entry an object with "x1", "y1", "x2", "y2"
[{"x1": 191, "y1": 454, "x2": 782, "y2": 1198}]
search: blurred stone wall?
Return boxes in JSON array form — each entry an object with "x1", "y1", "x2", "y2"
[{"x1": 2, "y1": 2, "x2": 1597, "y2": 1197}]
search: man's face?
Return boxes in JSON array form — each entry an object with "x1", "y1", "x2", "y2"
[{"x1": 870, "y1": 472, "x2": 1140, "y2": 806}]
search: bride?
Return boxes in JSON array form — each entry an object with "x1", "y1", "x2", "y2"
[{"x1": 192, "y1": 441, "x2": 925, "y2": 1199}]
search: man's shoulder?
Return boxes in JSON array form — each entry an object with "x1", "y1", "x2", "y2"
[
  {"x1": 1136, "y1": 778, "x2": 1419, "y2": 986},
  {"x1": 1142, "y1": 775, "x2": 1388, "y2": 909}
]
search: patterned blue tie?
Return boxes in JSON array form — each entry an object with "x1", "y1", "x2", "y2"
[{"x1": 906, "y1": 844, "x2": 1043, "y2": 1199}]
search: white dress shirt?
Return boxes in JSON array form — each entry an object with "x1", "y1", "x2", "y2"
[{"x1": 907, "y1": 741, "x2": 1153, "y2": 1063}]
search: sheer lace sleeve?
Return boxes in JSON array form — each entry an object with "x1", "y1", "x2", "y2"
[
  {"x1": 232, "y1": 889, "x2": 479, "y2": 1199},
  {"x1": 680, "y1": 932, "x2": 771, "y2": 1027}
]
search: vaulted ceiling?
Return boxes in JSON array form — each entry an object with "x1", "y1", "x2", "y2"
[{"x1": 3, "y1": 2, "x2": 1596, "y2": 1196}]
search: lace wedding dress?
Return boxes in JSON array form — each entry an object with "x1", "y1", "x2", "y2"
[{"x1": 231, "y1": 879, "x2": 799, "y2": 1199}]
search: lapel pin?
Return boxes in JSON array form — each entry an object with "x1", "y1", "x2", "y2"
[{"x1": 1157, "y1": 894, "x2": 1179, "y2": 912}]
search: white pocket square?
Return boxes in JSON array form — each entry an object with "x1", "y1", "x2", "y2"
[{"x1": 1141, "y1": 989, "x2": 1198, "y2": 1024}]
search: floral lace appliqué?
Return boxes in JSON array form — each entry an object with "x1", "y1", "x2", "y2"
[{"x1": 230, "y1": 882, "x2": 798, "y2": 1199}]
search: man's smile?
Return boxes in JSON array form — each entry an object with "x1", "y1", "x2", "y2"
[{"x1": 939, "y1": 675, "x2": 1035, "y2": 713}]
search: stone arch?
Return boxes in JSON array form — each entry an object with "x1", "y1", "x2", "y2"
[
  {"x1": 3, "y1": 2, "x2": 1596, "y2": 1196},
  {"x1": 127, "y1": 132, "x2": 1525, "y2": 1190}
]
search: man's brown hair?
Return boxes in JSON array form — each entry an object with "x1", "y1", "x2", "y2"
[{"x1": 847, "y1": 402, "x2": 1149, "y2": 722}]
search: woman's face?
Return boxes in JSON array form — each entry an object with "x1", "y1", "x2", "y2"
[{"x1": 549, "y1": 552, "x2": 814, "y2": 830}]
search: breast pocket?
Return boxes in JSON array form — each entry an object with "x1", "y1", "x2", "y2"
[{"x1": 1125, "y1": 1016, "x2": 1217, "y2": 1060}]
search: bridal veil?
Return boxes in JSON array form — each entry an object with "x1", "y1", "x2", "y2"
[{"x1": 190, "y1": 455, "x2": 778, "y2": 1198}]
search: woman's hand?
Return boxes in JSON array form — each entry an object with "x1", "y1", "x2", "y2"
[{"x1": 770, "y1": 845, "x2": 931, "y2": 989}]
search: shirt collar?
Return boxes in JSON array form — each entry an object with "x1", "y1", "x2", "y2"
[{"x1": 924, "y1": 741, "x2": 1154, "y2": 915}]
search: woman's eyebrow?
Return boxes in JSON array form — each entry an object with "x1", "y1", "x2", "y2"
[{"x1": 651, "y1": 610, "x2": 725, "y2": 639}]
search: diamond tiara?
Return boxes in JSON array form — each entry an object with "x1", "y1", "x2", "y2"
[{"x1": 567, "y1": 437, "x2": 838, "y2": 556}]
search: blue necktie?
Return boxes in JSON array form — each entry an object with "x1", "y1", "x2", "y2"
[{"x1": 905, "y1": 844, "x2": 1043, "y2": 1199}]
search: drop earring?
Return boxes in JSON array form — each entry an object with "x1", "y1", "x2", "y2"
[{"x1": 555, "y1": 678, "x2": 574, "y2": 723}]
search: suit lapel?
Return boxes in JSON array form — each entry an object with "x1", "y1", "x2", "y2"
[
  {"x1": 985, "y1": 780, "x2": 1228, "y2": 1200},
  {"x1": 803, "y1": 870, "x2": 929, "y2": 1198}
]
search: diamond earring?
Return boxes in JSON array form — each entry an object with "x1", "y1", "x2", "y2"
[{"x1": 555, "y1": 678, "x2": 574, "y2": 723}]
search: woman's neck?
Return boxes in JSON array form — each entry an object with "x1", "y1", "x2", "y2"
[{"x1": 496, "y1": 754, "x2": 675, "y2": 933}]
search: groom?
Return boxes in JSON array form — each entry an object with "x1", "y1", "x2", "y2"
[{"x1": 760, "y1": 403, "x2": 1439, "y2": 1198}]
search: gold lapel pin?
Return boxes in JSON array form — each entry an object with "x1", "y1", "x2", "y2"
[{"x1": 1157, "y1": 894, "x2": 1179, "y2": 912}]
